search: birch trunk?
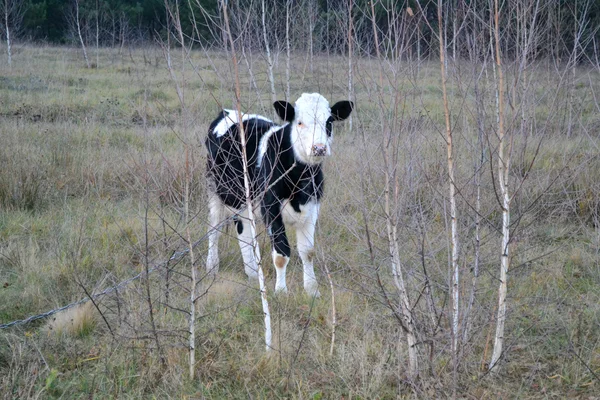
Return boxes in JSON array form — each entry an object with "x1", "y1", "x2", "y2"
[
  {"x1": 437, "y1": 0, "x2": 460, "y2": 380},
  {"x1": 95, "y1": 0, "x2": 99, "y2": 67},
  {"x1": 490, "y1": 0, "x2": 510, "y2": 373},
  {"x1": 285, "y1": 0, "x2": 291, "y2": 100},
  {"x1": 221, "y1": 0, "x2": 272, "y2": 351},
  {"x1": 385, "y1": 197, "x2": 419, "y2": 378},
  {"x1": 4, "y1": 1, "x2": 11, "y2": 67},
  {"x1": 462, "y1": 102, "x2": 483, "y2": 345},
  {"x1": 75, "y1": 0, "x2": 90, "y2": 68},
  {"x1": 370, "y1": 0, "x2": 418, "y2": 379},
  {"x1": 186, "y1": 155, "x2": 197, "y2": 379},
  {"x1": 5, "y1": 19, "x2": 11, "y2": 67},
  {"x1": 347, "y1": 0, "x2": 353, "y2": 131}
]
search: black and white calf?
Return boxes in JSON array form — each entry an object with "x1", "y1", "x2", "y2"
[{"x1": 205, "y1": 93, "x2": 353, "y2": 296}]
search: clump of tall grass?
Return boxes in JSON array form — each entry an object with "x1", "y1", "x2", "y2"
[{"x1": 44, "y1": 303, "x2": 98, "y2": 338}]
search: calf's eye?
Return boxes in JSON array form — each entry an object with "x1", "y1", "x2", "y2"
[{"x1": 297, "y1": 121, "x2": 304, "y2": 127}]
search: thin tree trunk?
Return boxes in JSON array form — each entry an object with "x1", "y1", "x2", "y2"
[
  {"x1": 285, "y1": 0, "x2": 291, "y2": 100},
  {"x1": 111, "y1": 11, "x2": 115, "y2": 47},
  {"x1": 462, "y1": 81, "x2": 484, "y2": 345},
  {"x1": 5, "y1": 20, "x2": 11, "y2": 67},
  {"x1": 221, "y1": 0, "x2": 272, "y2": 352},
  {"x1": 261, "y1": 0, "x2": 276, "y2": 108},
  {"x1": 162, "y1": 0, "x2": 197, "y2": 377},
  {"x1": 241, "y1": 46, "x2": 264, "y2": 111},
  {"x1": 75, "y1": 0, "x2": 91, "y2": 68},
  {"x1": 309, "y1": 1, "x2": 314, "y2": 73},
  {"x1": 185, "y1": 148, "x2": 197, "y2": 379},
  {"x1": 321, "y1": 253, "x2": 336, "y2": 357},
  {"x1": 347, "y1": 0, "x2": 353, "y2": 131},
  {"x1": 95, "y1": 0, "x2": 99, "y2": 67},
  {"x1": 4, "y1": 1, "x2": 12, "y2": 67},
  {"x1": 143, "y1": 166, "x2": 165, "y2": 368},
  {"x1": 438, "y1": 0, "x2": 460, "y2": 389},
  {"x1": 119, "y1": 14, "x2": 126, "y2": 55},
  {"x1": 490, "y1": 0, "x2": 510, "y2": 373},
  {"x1": 370, "y1": 0, "x2": 418, "y2": 380}
]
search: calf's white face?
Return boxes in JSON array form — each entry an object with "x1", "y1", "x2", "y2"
[
  {"x1": 274, "y1": 93, "x2": 354, "y2": 166},
  {"x1": 292, "y1": 93, "x2": 333, "y2": 165}
]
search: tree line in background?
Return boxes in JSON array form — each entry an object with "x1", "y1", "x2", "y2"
[{"x1": 2, "y1": 0, "x2": 600, "y2": 63}]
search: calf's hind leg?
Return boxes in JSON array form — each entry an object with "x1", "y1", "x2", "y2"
[
  {"x1": 235, "y1": 211, "x2": 260, "y2": 280},
  {"x1": 206, "y1": 193, "x2": 223, "y2": 275}
]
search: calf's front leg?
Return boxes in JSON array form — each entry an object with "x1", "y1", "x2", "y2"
[
  {"x1": 296, "y1": 202, "x2": 321, "y2": 297},
  {"x1": 264, "y1": 201, "x2": 290, "y2": 293}
]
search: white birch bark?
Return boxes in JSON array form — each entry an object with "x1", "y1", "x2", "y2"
[
  {"x1": 221, "y1": 0, "x2": 272, "y2": 351},
  {"x1": 5, "y1": 14, "x2": 11, "y2": 67},
  {"x1": 185, "y1": 159, "x2": 197, "y2": 379},
  {"x1": 75, "y1": 0, "x2": 90, "y2": 68},
  {"x1": 347, "y1": 0, "x2": 353, "y2": 131},
  {"x1": 490, "y1": 0, "x2": 510, "y2": 373},
  {"x1": 437, "y1": 0, "x2": 460, "y2": 373},
  {"x1": 385, "y1": 199, "x2": 419, "y2": 377},
  {"x1": 3, "y1": 0, "x2": 25, "y2": 67},
  {"x1": 285, "y1": 0, "x2": 291, "y2": 100},
  {"x1": 369, "y1": 0, "x2": 418, "y2": 379},
  {"x1": 322, "y1": 258, "x2": 337, "y2": 357}
]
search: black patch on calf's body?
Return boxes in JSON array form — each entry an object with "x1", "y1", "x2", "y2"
[
  {"x1": 260, "y1": 125, "x2": 324, "y2": 210},
  {"x1": 259, "y1": 126, "x2": 323, "y2": 258},
  {"x1": 205, "y1": 114, "x2": 275, "y2": 209}
]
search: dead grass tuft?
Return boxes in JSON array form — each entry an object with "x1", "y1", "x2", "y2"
[{"x1": 44, "y1": 302, "x2": 98, "y2": 338}]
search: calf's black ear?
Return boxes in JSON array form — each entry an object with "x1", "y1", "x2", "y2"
[
  {"x1": 274, "y1": 101, "x2": 295, "y2": 122},
  {"x1": 330, "y1": 101, "x2": 354, "y2": 121}
]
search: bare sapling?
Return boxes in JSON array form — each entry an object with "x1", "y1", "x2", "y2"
[
  {"x1": 142, "y1": 158, "x2": 165, "y2": 368},
  {"x1": 369, "y1": 0, "x2": 419, "y2": 380},
  {"x1": 285, "y1": 0, "x2": 291, "y2": 99},
  {"x1": 73, "y1": 0, "x2": 91, "y2": 68},
  {"x1": 347, "y1": 0, "x2": 353, "y2": 131},
  {"x1": 220, "y1": 0, "x2": 272, "y2": 352},
  {"x1": 320, "y1": 249, "x2": 336, "y2": 357},
  {"x1": 94, "y1": 0, "x2": 99, "y2": 66},
  {"x1": 161, "y1": 0, "x2": 201, "y2": 378},
  {"x1": 1, "y1": 0, "x2": 26, "y2": 67},
  {"x1": 437, "y1": 0, "x2": 460, "y2": 387},
  {"x1": 462, "y1": 61, "x2": 487, "y2": 346},
  {"x1": 261, "y1": 0, "x2": 277, "y2": 112},
  {"x1": 184, "y1": 147, "x2": 198, "y2": 378},
  {"x1": 490, "y1": 0, "x2": 511, "y2": 373}
]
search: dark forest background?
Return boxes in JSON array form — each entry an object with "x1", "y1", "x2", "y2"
[{"x1": 4, "y1": 0, "x2": 600, "y2": 62}]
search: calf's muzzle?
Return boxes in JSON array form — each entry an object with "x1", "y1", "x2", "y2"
[{"x1": 312, "y1": 143, "x2": 327, "y2": 156}]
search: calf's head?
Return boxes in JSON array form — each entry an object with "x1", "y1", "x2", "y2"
[{"x1": 274, "y1": 93, "x2": 353, "y2": 165}]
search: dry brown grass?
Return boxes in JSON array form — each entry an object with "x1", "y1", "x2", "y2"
[
  {"x1": 0, "y1": 45, "x2": 599, "y2": 398},
  {"x1": 44, "y1": 303, "x2": 98, "y2": 338}
]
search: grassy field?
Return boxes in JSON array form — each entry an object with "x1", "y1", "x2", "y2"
[{"x1": 1, "y1": 45, "x2": 600, "y2": 398}]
